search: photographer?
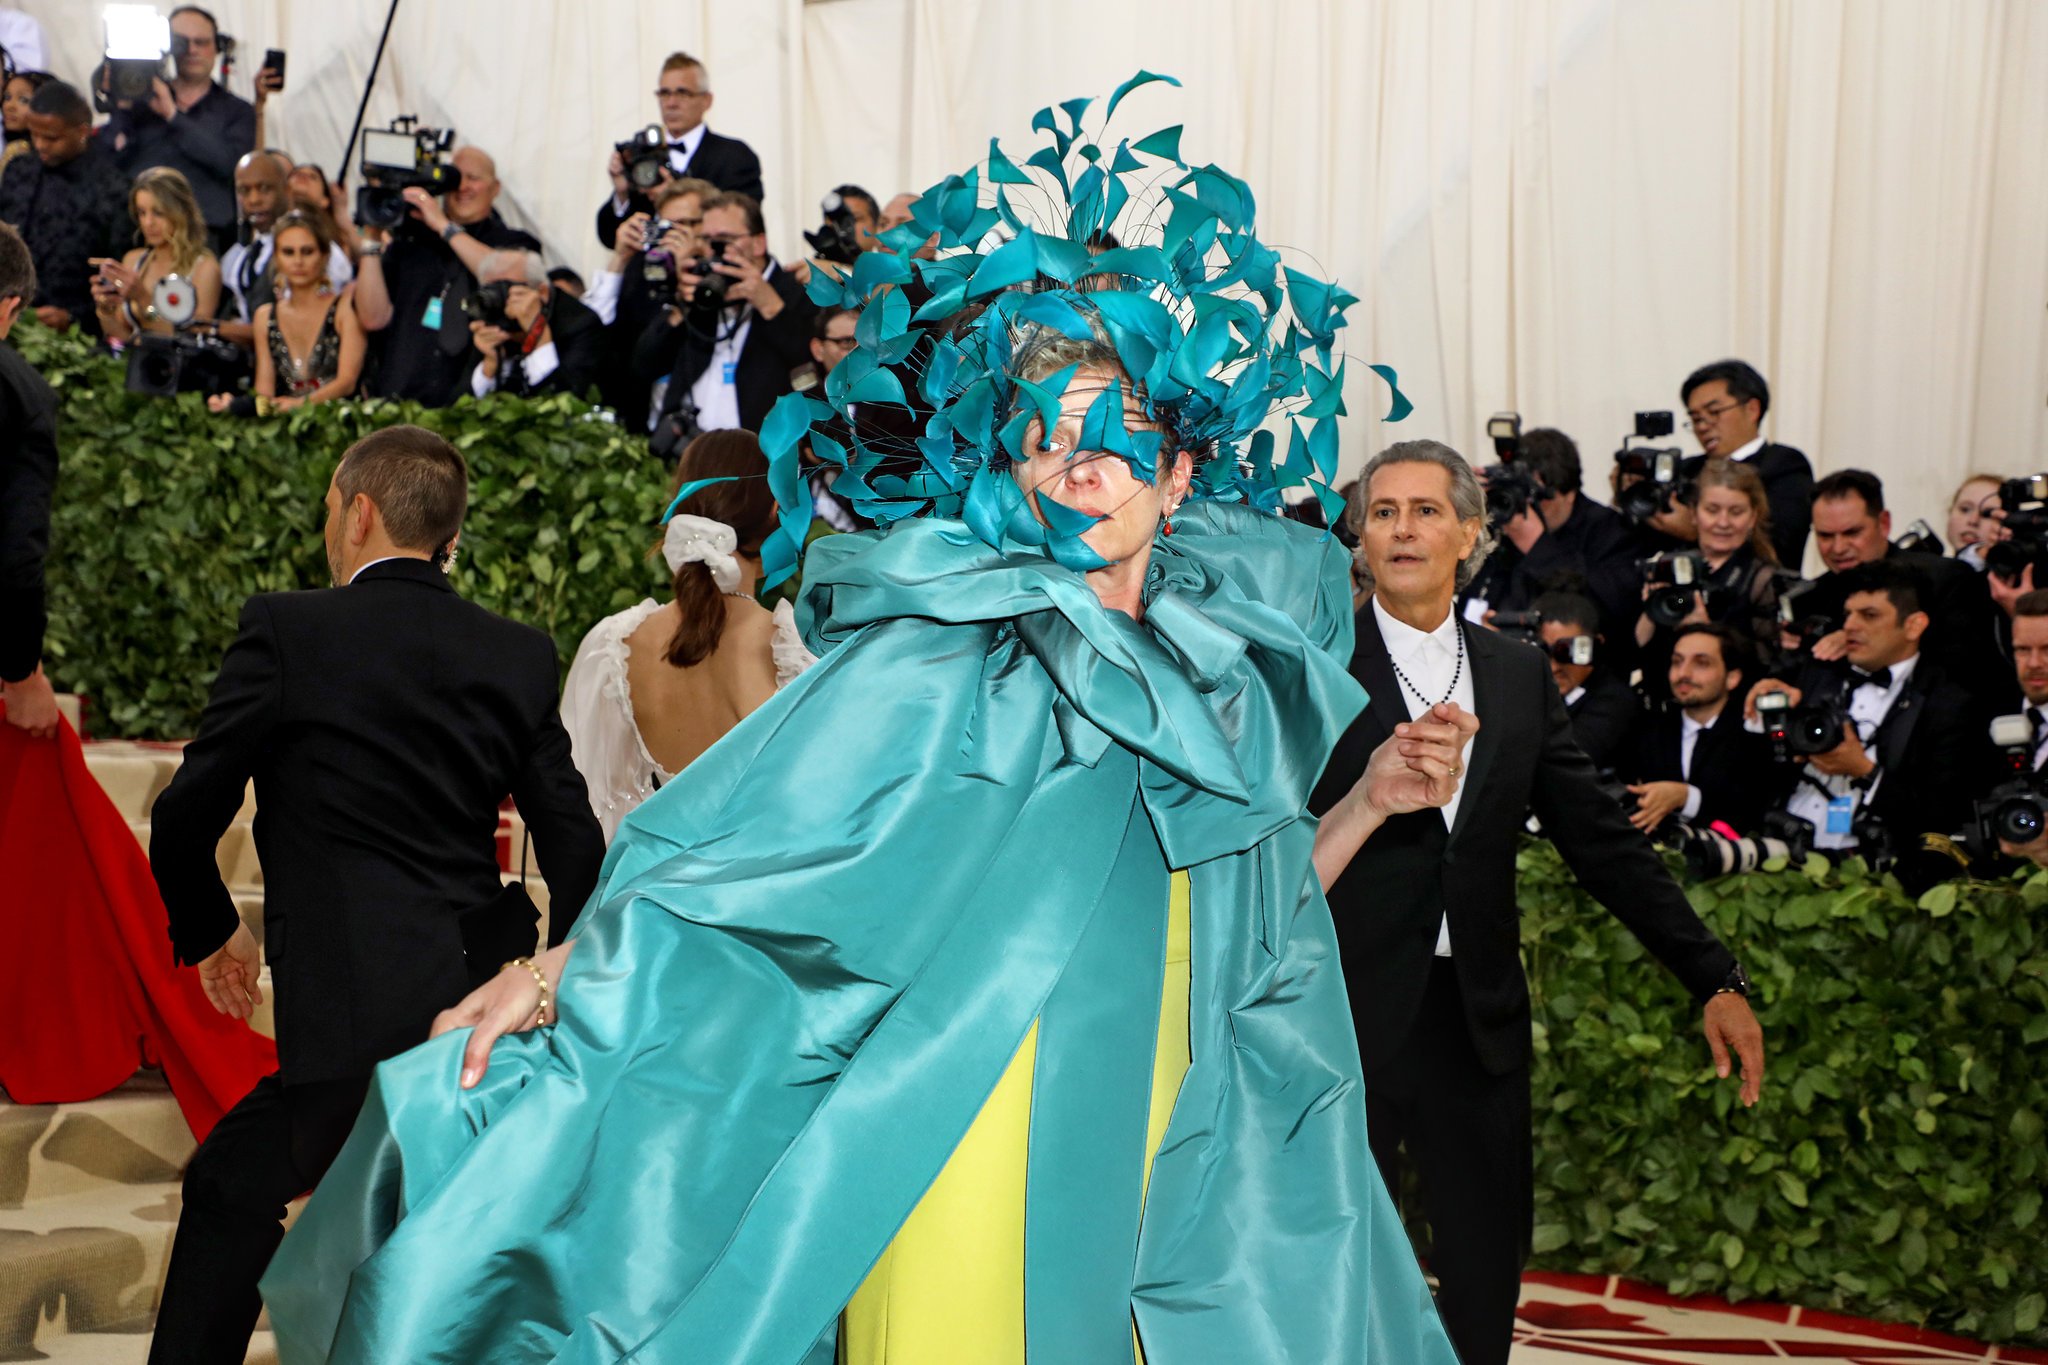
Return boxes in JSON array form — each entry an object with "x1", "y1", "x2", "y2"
[
  {"x1": 1744, "y1": 561, "x2": 1982, "y2": 857},
  {"x1": 1624, "y1": 624, "x2": 1772, "y2": 836},
  {"x1": 99, "y1": 5, "x2": 254, "y2": 256},
  {"x1": 585, "y1": 176, "x2": 713, "y2": 430},
  {"x1": 1466, "y1": 427, "x2": 1636, "y2": 644},
  {"x1": 1791, "y1": 470, "x2": 2013, "y2": 718},
  {"x1": 792, "y1": 184, "x2": 883, "y2": 284},
  {"x1": 1532, "y1": 591, "x2": 1637, "y2": 772},
  {"x1": 352, "y1": 145, "x2": 540, "y2": 406},
  {"x1": 635, "y1": 191, "x2": 815, "y2": 445},
  {"x1": 464, "y1": 249, "x2": 602, "y2": 401},
  {"x1": 1990, "y1": 591, "x2": 2048, "y2": 866},
  {"x1": 596, "y1": 52, "x2": 762, "y2": 251},
  {"x1": 1633, "y1": 458, "x2": 1785, "y2": 701},
  {"x1": 1681, "y1": 359, "x2": 1813, "y2": 567},
  {"x1": 0, "y1": 79, "x2": 131, "y2": 335}
]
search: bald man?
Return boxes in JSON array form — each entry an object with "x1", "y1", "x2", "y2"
[
  {"x1": 218, "y1": 151, "x2": 354, "y2": 349},
  {"x1": 353, "y1": 145, "x2": 542, "y2": 406}
]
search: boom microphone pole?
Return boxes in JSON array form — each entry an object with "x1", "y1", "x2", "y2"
[{"x1": 338, "y1": 0, "x2": 402, "y2": 182}]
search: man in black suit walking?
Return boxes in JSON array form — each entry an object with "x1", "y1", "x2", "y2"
[
  {"x1": 0, "y1": 221, "x2": 62, "y2": 739},
  {"x1": 145, "y1": 425, "x2": 605, "y2": 1365},
  {"x1": 596, "y1": 50, "x2": 765, "y2": 250},
  {"x1": 1311, "y1": 439, "x2": 1765, "y2": 1365},
  {"x1": 1682, "y1": 359, "x2": 1813, "y2": 569}
]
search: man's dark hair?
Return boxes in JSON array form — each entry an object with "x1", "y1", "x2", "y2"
[
  {"x1": 1840, "y1": 560, "x2": 1923, "y2": 621},
  {"x1": 546, "y1": 266, "x2": 586, "y2": 295},
  {"x1": 1533, "y1": 590, "x2": 1600, "y2": 635},
  {"x1": 1681, "y1": 359, "x2": 1770, "y2": 418},
  {"x1": 335, "y1": 425, "x2": 468, "y2": 556},
  {"x1": 2013, "y1": 590, "x2": 2048, "y2": 619},
  {"x1": 1670, "y1": 620, "x2": 1752, "y2": 679},
  {"x1": 703, "y1": 191, "x2": 765, "y2": 238},
  {"x1": 0, "y1": 221, "x2": 37, "y2": 306},
  {"x1": 1812, "y1": 468, "x2": 1885, "y2": 515},
  {"x1": 1518, "y1": 427, "x2": 1582, "y2": 496},
  {"x1": 168, "y1": 5, "x2": 220, "y2": 33},
  {"x1": 29, "y1": 79, "x2": 92, "y2": 128},
  {"x1": 813, "y1": 304, "x2": 854, "y2": 340},
  {"x1": 832, "y1": 184, "x2": 878, "y2": 223}
]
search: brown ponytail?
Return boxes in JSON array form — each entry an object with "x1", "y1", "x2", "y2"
[{"x1": 658, "y1": 430, "x2": 779, "y2": 667}]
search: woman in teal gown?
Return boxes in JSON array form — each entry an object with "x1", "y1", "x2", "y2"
[{"x1": 259, "y1": 81, "x2": 1469, "y2": 1365}]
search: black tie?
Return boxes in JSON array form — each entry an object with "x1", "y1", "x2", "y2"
[
  {"x1": 2030, "y1": 706, "x2": 2045, "y2": 753},
  {"x1": 1852, "y1": 666, "x2": 1893, "y2": 691}
]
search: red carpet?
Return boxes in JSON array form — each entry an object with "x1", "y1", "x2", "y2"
[{"x1": 0, "y1": 709, "x2": 274, "y2": 1141}]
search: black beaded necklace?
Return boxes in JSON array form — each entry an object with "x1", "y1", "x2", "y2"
[{"x1": 1388, "y1": 620, "x2": 1466, "y2": 709}]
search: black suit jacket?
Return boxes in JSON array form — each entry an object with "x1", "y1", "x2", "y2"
[
  {"x1": 1564, "y1": 668, "x2": 1640, "y2": 772},
  {"x1": 0, "y1": 342, "x2": 58, "y2": 684},
  {"x1": 465, "y1": 289, "x2": 606, "y2": 401},
  {"x1": 1779, "y1": 656, "x2": 1985, "y2": 847},
  {"x1": 1465, "y1": 494, "x2": 1640, "y2": 648},
  {"x1": 1312, "y1": 607, "x2": 1736, "y2": 1076},
  {"x1": 1748, "y1": 442, "x2": 1814, "y2": 569},
  {"x1": 595, "y1": 129, "x2": 766, "y2": 249},
  {"x1": 1626, "y1": 706, "x2": 1774, "y2": 834},
  {"x1": 1793, "y1": 549, "x2": 2016, "y2": 719},
  {"x1": 149, "y1": 559, "x2": 605, "y2": 1084},
  {"x1": 637, "y1": 264, "x2": 817, "y2": 435}
]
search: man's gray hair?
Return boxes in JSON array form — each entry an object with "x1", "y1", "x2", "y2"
[
  {"x1": 1348, "y1": 438, "x2": 1497, "y2": 592},
  {"x1": 479, "y1": 249, "x2": 548, "y2": 288}
]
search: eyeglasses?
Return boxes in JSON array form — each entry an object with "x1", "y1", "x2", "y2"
[
  {"x1": 821, "y1": 334, "x2": 858, "y2": 350},
  {"x1": 1685, "y1": 399, "x2": 1744, "y2": 428},
  {"x1": 655, "y1": 86, "x2": 707, "y2": 99}
]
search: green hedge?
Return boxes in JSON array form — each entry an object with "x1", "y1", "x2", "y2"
[
  {"x1": 14, "y1": 319, "x2": 673, "y2": 737},
  {"x1": 17, "y1": 321, "x2": 2048, "y2": 1346},
  {"x1": 1521, "y1": 840, "x2": 2048, "y2": 1346}
]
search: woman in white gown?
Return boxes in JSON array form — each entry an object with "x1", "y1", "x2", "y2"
[{"x1": 560, "y1": 430, "x2": 815, "y2": 840}]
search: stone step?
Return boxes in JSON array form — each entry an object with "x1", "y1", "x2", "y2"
[
  {"x1": 0, "y1": 1175, "x2": 182, "y2": 1356},
  {"x1": 0, "y1": 1075, "x2": 193, "y2": 1210},
  {"x1": 11, "y1": 1331, "x2": 276, "y2": 1364}
]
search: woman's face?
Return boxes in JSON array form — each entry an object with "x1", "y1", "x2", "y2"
[
  {"x1": 286, "y1": 165, "x2": 329, "y2": 212},
  {"x1": 274, "y1": 225, "x2": 323, "y2": 289},
  {"x1": 1015, "y1": 364, "x2": 1190, "y2": 568},
  {"x1": 3, "y1": 77, "x2": 34, "y2": 134},
  {"x1": 1948, "y1": 478, "x2": 1999, "y2": 550},
  {"x1": 1695, "y1": 484, "x2": 1757, "y2": 559},
  {"x1": 134, "y1": 189, "x2": 170, "y2": 246}
]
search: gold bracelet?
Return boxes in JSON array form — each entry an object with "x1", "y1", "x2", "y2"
[{"x1": 505, "y1": 956, "x2": 552, "y2": 1027}]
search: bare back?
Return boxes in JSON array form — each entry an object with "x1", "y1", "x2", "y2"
[{"x1": 622, "y1": 598, "x2": 782, "y2": 776}]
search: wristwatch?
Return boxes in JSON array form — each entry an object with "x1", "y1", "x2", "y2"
[
  {"x1": 1714, "y1": 962, "x2": 1752, "y2": 999},
  {"x1": 441, "y1": 222, "x2": 465, "y2": 244}
]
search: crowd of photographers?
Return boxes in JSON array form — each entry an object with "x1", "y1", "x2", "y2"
[
  {"x1": 1393, "y1": 359, "x2": 2048, "y2": 890},
  {"x1": 0, "y1": 16, "x2": 887, "y2": 430}
]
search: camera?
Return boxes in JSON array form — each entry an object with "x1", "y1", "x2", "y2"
[
  {"x1": 1676, "y1": 809, "x2": 1815, "y2": 878},
  {"x1": 1482, "y1": 461, "x2": 1548, "y2": 533},
  {"x1": 1964, "y1": 713, "x2": 2048, "y2": 855},
  {"x1": 636, "y1": 221, "x2": 684, "y2": 303},
  {"x1": 614, "y1": 125, "x2": 670, "y2": 193},
  {"x1": 1489, "y1": 609, "x2": 1543, "y2": 645},
  {"x1": 356, "y1": 117, "x2": 460, "y2": 232},
  {"x1": 684, "y1": 244, "x2": 734, "y2": 311},
  {"x1": 1891, "y1": 518, "x2": 1944, "y2": 556},
  {"x1": 803, "y1": 188, "x2": 866, "y2": 267},
  {"x1": 460, "y1": 279, "x2": 513, "y2": 330},
  {"x1": 98, "y1": 4, "x2": 170, "y2": 111},
  {"x1": 1776, "y1": 575, "x2": 1838, "y2": 654},
  {"x1": 1643, "y1": 549, "x2": 1712, "y2": 630},
  {"x1": 1487, "y1": 411, "x2": 1521, "y2": 460},
  {"x1": 1613, "y1": 412, "x2": 1700, "y2": 522},
  {"x1": 1544, "y1": 633, "x2": 1596, "y2": 668},
  {"x1": 1987, "y1": 473, "x2": 2048, "y2": 586},
  {"x1": 1754, "y1": 688, "x2": 1854, "y2": 763},
  {"x1": 123, "y1": 274, "x2": 245, "y2": 396}
]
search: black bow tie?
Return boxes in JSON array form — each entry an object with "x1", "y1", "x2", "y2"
[
  {"x1": 1851, "y1": 666, "x2": 1893, "y2": 691},
  {"x1": 669, "y1": 140, "x2": 689, "y2": 151}
]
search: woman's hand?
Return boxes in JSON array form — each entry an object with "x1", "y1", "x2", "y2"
[{"x1": 432, "y1": 941, "x2": 574, "y2": 1088}]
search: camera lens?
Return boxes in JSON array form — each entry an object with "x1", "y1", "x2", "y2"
[
  {"x1": 1647, "y1": 585, "x2": 1694, "y2": 630},
  {"x1": 1995, "y1": 795, "x2": 2047, "y2": 845}
]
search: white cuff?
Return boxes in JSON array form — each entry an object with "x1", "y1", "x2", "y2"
[
  {"x1": 586, "y1": 270, "x2": 623, "y2": 326},
  {"x1": 471, "y1": 365, "x2": 497, "y2": 398},
  {"x1": 1681, "y1": 784, "x2": 1703, "y2": 821},
  {"x1": 524, "y1": 341, "x2": 560, "y2": 386}
]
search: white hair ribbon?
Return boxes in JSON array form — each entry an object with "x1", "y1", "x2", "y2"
[{"x1": 662, "y1": 514, "x2": 742, "y2": 593}]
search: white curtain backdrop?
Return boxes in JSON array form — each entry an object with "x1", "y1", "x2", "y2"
[{"x1": 19, "y1": 0, "x2": 2048, "y2": 556}]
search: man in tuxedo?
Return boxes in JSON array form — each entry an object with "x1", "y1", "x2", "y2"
[
  {"x1": 595, "y1": 51, "x2": 764, "y2": 250},
  {"x1": 1624, "y1": 624, "x2": 1774, "y2": 836},
  {"x1": 1310, "y1": 439, "x2": 1764, "y2": 1365},
  {"x1": 1682, "y1": 359, "x2": 1813, "y2": 568},
  {"x1": 1532, "y1": 590, "x2": 1637, "y2": 772},
  {"x1": 636, "y1": 191, "x2": 816, "y2": 449},
  {"x1": 0, "y1": 221, "x2": 60, "y2": 738},
  {"x1": 145, "y1": 424, "x2": 605, "y2": 1365},
  {"x1": 463, "y1": 249, "x2": 605, "y2": 401},
  {"x1": 1992, "y1": 591, "x2": 2048, "y2": 866},
  {"x1": 1788, "y1": 469, "x2": 2015, "y2": 720},
  {"x1": 1746, "y1": 561, "x2": 1984, "y2": 859}
]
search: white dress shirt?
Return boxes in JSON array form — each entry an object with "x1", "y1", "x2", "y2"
[
  {"x1": 1372, "y1": 597, "x2": 1475, "y2": 956},
  {"x1": 1727, "y1": 434, "x2": 1766, "y2": 462},
  {"x1": 471, "y1": 341, "x2": 562, "y2": 398},
  {"x1": 2028, "y1": 704, "x2": 2048, "y2": 774},
  {"x1": 1677, "y1": 713, "x2": 1707, "y2": 820},
  {"x1": 1785, "y1": 654, "x2": 1917, "y2": 849},
  {"x1": 685, "y1": 261, "x2": 779, "y2": 433}
]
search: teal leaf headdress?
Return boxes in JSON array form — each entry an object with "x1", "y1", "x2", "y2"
[{"x1": 748, "y1": 73, "x2": 1411, "y2": 590}]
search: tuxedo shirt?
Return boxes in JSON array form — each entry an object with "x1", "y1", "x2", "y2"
[{"x1": 1372, "y1": 597, "x2": 1473, "y2": 956}]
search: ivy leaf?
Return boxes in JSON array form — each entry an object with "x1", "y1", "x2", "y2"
[
  {"x1": 1530, "y1": 1223, "x2": 1571, "y2": 1254},
  {"x1": 1775, "y1": 1170, "x2": 1810, "y2": 1208}
]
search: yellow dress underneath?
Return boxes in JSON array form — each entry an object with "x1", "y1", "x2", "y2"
[{"x1": 838, "y1": 871, "x2": 1193, "y2": 1365}]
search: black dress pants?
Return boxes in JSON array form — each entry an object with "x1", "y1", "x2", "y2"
[
  {"x1": 1363, "y1": 958, "x2": 1533, "y2": 1365},
  {"x1": 147, "y1": 1072, "x2": 369, "y2": 1365}
]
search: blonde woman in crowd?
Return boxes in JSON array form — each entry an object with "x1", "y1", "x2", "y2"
[{"x1": 91, "y1": 165, "x2": 221, "y2": 341}]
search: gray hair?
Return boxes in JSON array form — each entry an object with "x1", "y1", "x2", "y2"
[
  {"x1": 1348, "y1": 438, "x2": 1497, "y2": 592},
  {"x1": 478, "y1": 249, "x2": 548, "y2": 288}
]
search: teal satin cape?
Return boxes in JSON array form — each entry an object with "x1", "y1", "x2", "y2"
[{"x1": 260, "y1": 501, "x2": 1458, "y2": 1364}]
